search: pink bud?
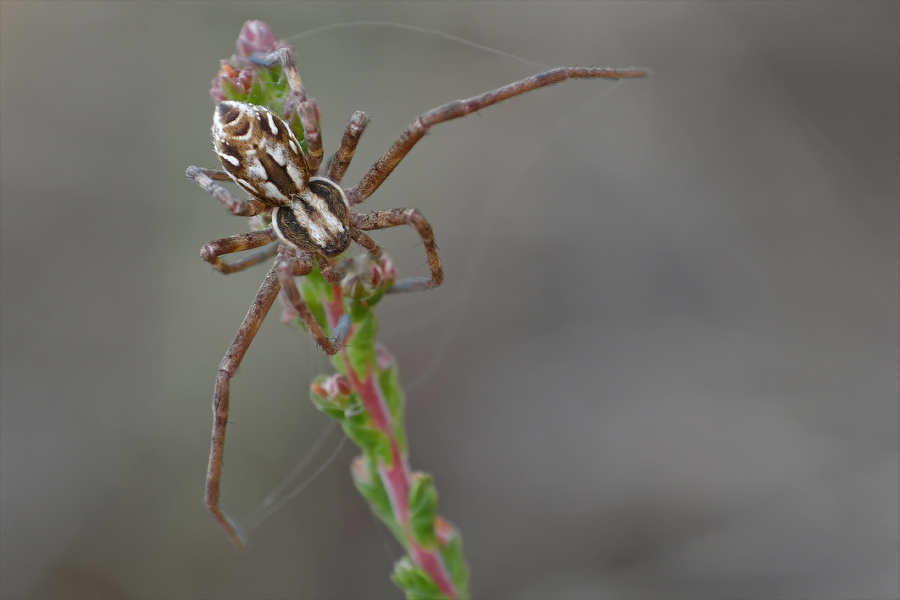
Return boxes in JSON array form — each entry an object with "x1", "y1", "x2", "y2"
[
  {"x1": 379, "y1": 256, "x2": 398, "y2": 283},
  {"x1": 210, "y1": 76, "x2": 225, "y2": 103},
  {"x1": 210, "y1": 62, "x2": 253, "y2": 102},
  {"x1": 320, "y1": 374, "x2": 351, "y2": 398},
  {"x1": 351, "y1": 456, "x2": 373, "y2": 485},
  {"x1": 375, "y1": 343, "x2": 395, "y2": 371},
  {"x1": 236, "y1": 20, "x2": 284, "y2": 57},
  {"x1": 434, "y1": 517, "x2": 456, "y2": 546}
]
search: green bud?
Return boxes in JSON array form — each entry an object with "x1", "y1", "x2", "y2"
[
  {"x1": 408, "y1": 473, "x2": 439, "y2": 549},
  {"x1": 390, "y1": 558, "x2": 446, "y2": 600}
]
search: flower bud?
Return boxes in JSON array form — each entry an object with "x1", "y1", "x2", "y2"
[
  {"x1": 209, "y1": 20, "x2": 289, "y2": 103},
  {"x1": 375, "y1": 343, "x2": 395, "y2": 371},
  {"x1": 434, "y1": 516, "x2": 457, "y2": 547},
  {"x1": 236, "y1": 20, "x2": 285, "y2": 57}
]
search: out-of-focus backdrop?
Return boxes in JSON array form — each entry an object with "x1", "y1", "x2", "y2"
[{"x1": 2, "y1": 3, "x2": 897, "y2": 599}]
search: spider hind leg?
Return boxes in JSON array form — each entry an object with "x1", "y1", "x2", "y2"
[
  {"x1": 205, "y1": 265, "x2": 282, "y2": 549},
  {"x1": 352, "y1": 208, "x2": 443, "y2": 292},
  {"x1": 275, "y1": 249, "x2": 347, "y2": 355}
]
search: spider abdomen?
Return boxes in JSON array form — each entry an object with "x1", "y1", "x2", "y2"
[
  {"x1": 212, "y1": 101, "x2": 309, "y2": 207},
  {"x1": 273, "y1": 177, "x2": 351, "y2": 257}
]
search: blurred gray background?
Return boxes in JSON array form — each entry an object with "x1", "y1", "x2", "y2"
[{"x1": 1, "y1": 2, "x2": 897, "y2": 599}]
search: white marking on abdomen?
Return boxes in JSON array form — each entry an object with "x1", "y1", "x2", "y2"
[{"x1": 217, "y1": 151, "x2": 239, "y2": 166}]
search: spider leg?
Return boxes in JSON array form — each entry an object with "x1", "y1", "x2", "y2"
[
  {"x1": 201, "y1": 229, "x2": 279, "y2": 274},
  {"x1": 315, "y1": 254, "x2": 347, "y2": 285},
  {"x1": 327, "y1": 111, "x2": 369, "y2": 184},
  {"x1": 194, "y1": 167, "x2": 232, "y2": 181},
  {"x1": 275, "y1": 250, "x2": 347, "y2": 355},
  {"x1": 223, "y1": 242, "x2": 280, "y2": 273},
  {"x1": 206, "y1": 264, "x2": 282, "y2": 549},
  {"x1": 187, "y1": 165, "x2": 267, "y2": 216},
  {"x1": 352, "y1": 208, "x2": 442, "y2": 291},
  {"x1": 351, "y1": 230, "x2": 382, "y2": 259},
  {"x1": 251, "y1": 48, "x2": 324, "y2": 175},
  {"x1": 346, "y1": 65, "x2": 648, "y2": 205}
]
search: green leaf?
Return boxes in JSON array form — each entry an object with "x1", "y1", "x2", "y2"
[
  {"x1": 379, "y1": 366, "x2": 407, "y2": 454},
  {"x1": 351, "y1": 455, "x2": 405, "y2": 544},
  {"x1": 220, "y1": 77, "x2": 248, "y2": 102},
  {"x1": 408, "y1": 474, "x2": 438, "y2": 549},
  {"x1": 348, "y1": 296, "x2": 371, "y2": 322},
  {"x1": 286, "y1": 113, "x2": 308, "y2": 151},
  {"x1": 350, "y1": 283, "x2": 386, "y2": 310},
  {"x1": 440, "y1": 533, "x2": 470, "y2": 598},
  {"x1": 346, "y1": 312, "x2": 376, "y2": 377},
  {"x1": 308, "y1": 389, "x2": 345, "y2": 421},
  {"x1": 390, "y1": 558, "x2": 447, "y2": 600},
  {"x1": 342, "y1": 422, "x2": 392, "y2": 465},
  {"x1": 298, "y1": 266, "x2": 329, "y2": 332},
  {"x1": 259, "y1": 63, "x2": 282, "y2": 90},
  {"x1": 245, "y1": 73, "x2": 266, "y2": 105}
]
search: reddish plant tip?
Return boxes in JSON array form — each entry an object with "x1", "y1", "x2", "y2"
[
  {"x1": 378, "y1": 256, "x2": 398, "y2": 282},
  {"x1": 320, "y1": 374, "x2": 352, "y2": 399},
  {"x1": 221, "y1": 64, "x2": 239, "y2": 79},
  {"x1": 434, "y1": 516, "x2": 456, "y2": 547},
  {"x1": 236, "y1": 20, "x2": 285, "y2": 57},
  {"x1": 209, "y1": 20, "x2": 290, "y2": 102},
  {"x1": 351, "y1": 456, "x2": 373, "y2": 485},
  {"x1": 375, "y1": 343, "x2": 395, "y2": 371},
  {"x1": 210, "y1": 78, "x2": 225, "y2": 103}
]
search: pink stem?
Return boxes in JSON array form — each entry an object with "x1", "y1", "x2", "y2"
[{"x1": 324, "y1": 287, "x2": 458, "y2": 598}]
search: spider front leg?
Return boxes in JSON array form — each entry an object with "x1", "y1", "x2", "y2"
[
  {"x1": 351, "y1": 229, "x2": 382, "y2": 259},
  {"x1": 352, "y1": 208, "x2": 443, "y2": 292},
  {"x1": 275, "y1": 249, "x2": 348, "y2": 355},
  {"x1": 206, "y1": 265, "x2": 282, "y2": 549},
  {"x1": 250, "y1": 48, "x2": 324, "y2": 174},
  {"x1": 346, "y1": 65, "x2": 648, "y2": 204},
  {"x1": 327, "y1": 111, "x2": 369, "y2": 184},
  {"x1": 192, "y1": 167, "x2": 232, "y2": 181},
  {"x1": 186, "y1": 166, "x2": 268, "y2": 216},
  {"x1": 201, "y1": 228, "x2": 279, "y2": 274}
]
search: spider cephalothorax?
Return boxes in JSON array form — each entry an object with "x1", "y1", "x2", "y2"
[
  {"x1": 273, "y1": 178, "x2": 351, "y2": 258},
  {"x1": 187, "y1": 44, "x2": 647, "y2": 547}
]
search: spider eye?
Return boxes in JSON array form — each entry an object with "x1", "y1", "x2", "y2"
[
  {"x1": 212, "y1": 101, "x2": 309, "y2": 207},
  {"x1": 272, "y1": 177, "x2": 351, "y2": 257}
]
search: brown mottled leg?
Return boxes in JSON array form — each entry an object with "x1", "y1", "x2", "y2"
[
  {"x1": 186, "y1": 166, "x2": 268, "y2": 216},
  {"x1": 252, "y1": 48, "x2": 324, "y2": 174},
  {"x1": 195, "y1": 167, "x2": 233, "y2": 181},
  {"x1": 313, "y1": 254, "x2": 347, "y2": 284},
  {"x1": 350, "y1": 229, "x2": 382, "y2": 258},
  {"x1": 352, "y1": 208, "x2": 442, "y2": 291},
  {"x1": 221, "y1": 242, "x2": 280, "y2": 273},
  {"x1": 200, "y1": 229, "x2": 279, "y2": 274},
  {"x1": 275, "y1": 250, "x2": 345, "y2": 355},
  {"x1": 206, "y1": 265, "x2": 282, "y2": 548},
  {"x1": 327, "y1": 111, "x2": 369, "y2": 184},
  {"x1": 345, "y1": 65, "x2": 648, "y2": 204}
]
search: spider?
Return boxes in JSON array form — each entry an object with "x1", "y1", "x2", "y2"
[{"x1": 187, "y1": 46, "x2": 647, "y2": 547}]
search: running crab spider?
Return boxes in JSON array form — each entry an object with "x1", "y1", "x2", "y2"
[{"x1": 187, "y1": 46, "x2": 647, "y2": 547}]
